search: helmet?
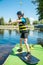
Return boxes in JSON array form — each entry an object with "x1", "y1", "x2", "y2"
[{"x1": 17, "y1": 11, "x2": 24, "y2": 16}]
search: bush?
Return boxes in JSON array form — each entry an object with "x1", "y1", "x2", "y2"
[{"x1": 33, "y1": 20, "x2": 39, "y2": 25}]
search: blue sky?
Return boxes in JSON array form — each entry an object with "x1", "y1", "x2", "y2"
[{"x1": 0, "y1": 0, "x2": 38, "y2": 23}]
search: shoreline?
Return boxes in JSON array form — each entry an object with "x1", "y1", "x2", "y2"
[{"x1": 0, "y1": 25, "x2": 34, "y2": 30}]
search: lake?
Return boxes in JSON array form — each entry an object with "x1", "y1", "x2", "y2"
[
  {"x1": 0, "y1": 29, "x2": 43, "y2": 44},
  {"x1": 0, "y1": 29, "x2": 43, "y2": 65}
]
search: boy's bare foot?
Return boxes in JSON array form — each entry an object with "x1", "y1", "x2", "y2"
[{"x1": 25, "y1": 52, "x2": 31, "y2": 61}]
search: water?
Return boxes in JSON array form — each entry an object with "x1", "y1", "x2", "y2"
[
  {"x1": 0, "y1": 29, "x2": 43, "y2": 65},
  {"x1": 0, "y1": 30, "x2": 43, "y2": 45}
]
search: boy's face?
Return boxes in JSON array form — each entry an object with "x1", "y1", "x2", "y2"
[{"x1": 17, "y1": 15, "x2": 21, "y2": 19}]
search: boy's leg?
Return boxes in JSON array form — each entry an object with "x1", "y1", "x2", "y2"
[
  {"x1": 24, "y1": 38, "x2": 31, "y2": 60},
  {"x1": 17, "y1": 38, "x2": 22, "y2": 52},
  {"x1": 20, "y1": 38, "x2": 22, "y2": 48},
  {"x1": 24, "y1": 38, "x2": 30, "y2": 52}
]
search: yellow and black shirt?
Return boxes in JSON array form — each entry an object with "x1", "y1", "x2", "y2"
[{"x1": 19, "y1": 17, "x2": 28, "y2": 33}]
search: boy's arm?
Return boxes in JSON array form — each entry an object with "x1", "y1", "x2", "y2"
[{"x1": 8, "y1": 20, "x2": 22, "y2": 24}]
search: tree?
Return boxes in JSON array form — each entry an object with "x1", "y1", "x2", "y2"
[
  {"x1": 40, "y1": 19, "x2": 43, "y2": 24},
  {"x1": 0, "y1": 17, "x2": 5, "y2": 25},
  {"x1": 25, "y1": 17, "x2": 30, "y2": 25},
  {"x1": 32, "y1": 0, "x2": 43, "y2": 20},
  {"x1": 8, "y1": 18, "x2": 12, "y2": 23},
  {"x1": 33, "y1": 20, "x2": 39, "y2": 25},
  {"x1": 8, "y1": 18, "x2": 12, "y2": 25}
]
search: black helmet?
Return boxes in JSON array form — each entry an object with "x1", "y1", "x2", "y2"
[{"x1": 17, "y1": 11, "x2": 24, "y2": 16}]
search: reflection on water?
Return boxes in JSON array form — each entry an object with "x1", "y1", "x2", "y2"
[
  {"x1": 0, "y1": 29, "x2": 43, "y2": 65},
  {"x1": 0, "y1": 29, "x2": 43, "y2": 44},
  {"x1": 0, "y1": 29, "x2": 4, "y2": 35},
  {"x1": 8, "y1": 30, "x2": 12, "y2": 35},
  {"x1": 28, "y1": 30, "x2": 43, "y2": 44},
  {"x1": 0, "y1": 29, "x2": 43, "y2": 48}
]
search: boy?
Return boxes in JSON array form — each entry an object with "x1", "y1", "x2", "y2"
[{"x1": 9, "y1": 11, "x2": 31, "y2": 59}]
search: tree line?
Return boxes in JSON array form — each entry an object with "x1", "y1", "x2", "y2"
[
  {"x1": 0, "y1": 17, "x2": 43, "y2": 25},
  {"x1": 0, "y1": 17, "x2": 30, "y2": 25},
  {"x1": 0, "y1": 17, "x2": 5, "y2": 25}
]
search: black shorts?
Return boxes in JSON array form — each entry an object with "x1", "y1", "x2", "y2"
[{"x1": 20, "y1": 32, "x2": 28, "y2": 38}]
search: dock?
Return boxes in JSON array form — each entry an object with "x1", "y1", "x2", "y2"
[{"x1": 3, "y1": 44, "x2": 43, "y2": 65}]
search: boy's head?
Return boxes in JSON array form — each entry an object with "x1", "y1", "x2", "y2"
[{"x1": 17, "y1": 11, "x2": 24, "y2": 19}]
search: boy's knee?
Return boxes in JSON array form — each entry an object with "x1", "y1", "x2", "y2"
[{"x1": 24, "y1": 39, "x2": 27, "y2": 44}]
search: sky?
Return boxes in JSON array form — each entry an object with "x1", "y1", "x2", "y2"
[{"x1": 0, "y1": 0, "x2": 38, "y2": 23}]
